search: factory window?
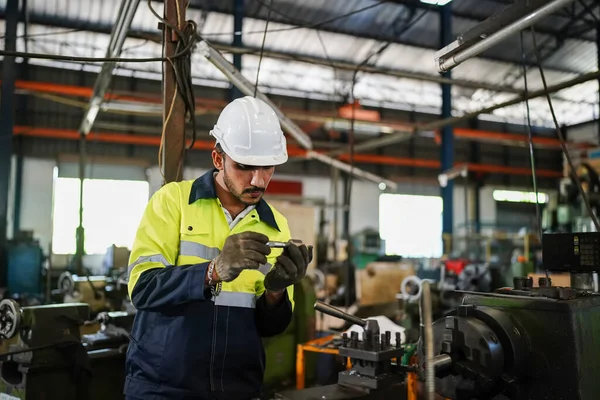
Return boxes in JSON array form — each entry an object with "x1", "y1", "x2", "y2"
[
  {"x1": 379, "y1": 194, "x2": 443, "y2": 258},
  {"x1": 51, "y1": 178, "x2": 149, "y2": 255},
  {"x1": 492, "y1": 190, "x2": 548, "y2": 204}
]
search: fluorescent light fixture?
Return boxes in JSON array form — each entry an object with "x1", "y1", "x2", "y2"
[
  {"x1": 493, "y1": 190, "x2": 549, "y2": 204},
  {"x1": 420, "y1": 0, "x2": 453, "y2": 5}
]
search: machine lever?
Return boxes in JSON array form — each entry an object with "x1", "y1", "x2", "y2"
[{"x1": 314, "y1": 301, "x2": 366, "y2": 327}]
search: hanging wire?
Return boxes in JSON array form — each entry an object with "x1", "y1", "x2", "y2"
[
  {"x1": 520, "y1": 31, "x2": 543, "y2": 242},
  {"x1": 254, "y1": 0, "x2": 273, "y2": 97},
  {"x1": 200, "y1": 2, "x2": 386, "y2": 37},
  {"x1": 530, "y1": 25, "x2": 600, "y2": 232}
]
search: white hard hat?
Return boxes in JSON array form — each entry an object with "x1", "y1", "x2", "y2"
[{"x1": 209, "y1": 96, "x2": 288, "y2": 166}]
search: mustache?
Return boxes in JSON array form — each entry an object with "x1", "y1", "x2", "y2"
[{"x1": 243, "y1": 187, "x2": 265, "y2": 194}]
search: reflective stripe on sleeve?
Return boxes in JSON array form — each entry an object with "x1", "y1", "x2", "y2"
[{"x1": 126, "y1": 254, "x2": 172, "y2": 281}]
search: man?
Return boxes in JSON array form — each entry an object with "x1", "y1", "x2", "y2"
[{"x1": 124, "y1": 96, "x2": 311, "y2": 400}]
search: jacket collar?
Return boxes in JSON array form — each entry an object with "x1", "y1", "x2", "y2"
[{"x1": 189, "y1": 169, "x2": 280, "y2": 232}]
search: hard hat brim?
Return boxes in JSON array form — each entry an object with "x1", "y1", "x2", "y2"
[{"x1": 227, "y1": 152, "x2": 288, "y2": 167}]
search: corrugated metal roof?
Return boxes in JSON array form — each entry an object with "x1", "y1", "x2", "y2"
[{"x1": 0, "y1": 0, "x2": 597, "y2": 127}]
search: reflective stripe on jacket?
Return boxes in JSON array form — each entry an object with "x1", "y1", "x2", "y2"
[{"x1": 124, "y1": 169, "x2": 293, "y2": 400}]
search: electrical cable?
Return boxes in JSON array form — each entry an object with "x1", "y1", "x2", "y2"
[
  {"x1": 199, "y1": 2, "x2": 386, "y2": 37},
  {"x1": 342, "y1": 7, "x2": 430, "y2": 236},
  {"x1": 530, "y1": 25, "x2": 600, "y2": 232},
  {"x1": 0, "y1": 28, "x2": 83, "y2": 40},
  {"x1": 0, "y1": 41, "x2": 194, "y2": 62},
  {"x1": 254, "y1": 0, "x2": 273, "y2": 98},
  {"x1": 147, "y1": 0, "x2": 198, "y2": 180}
]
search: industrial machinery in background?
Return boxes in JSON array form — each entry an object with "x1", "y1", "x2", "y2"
[
  {"x1": 5, "y1": 232, "x2": 46, "y2": 305},
  {"x1": 397, "y1": 259, "x2": 492, "y2": 342},
  {"x1": 0, "y1": 299, "x2": 132, "y2": 399},
  {"x1": 276, "y1": 301, "x2": 410, "y2": 400},
  {"x1": 280, "y1": 231, "x2": 600, "y2": 399},
  {"x1": 543, "y1": 162, "x2": 600, "y2": 233},
  {"x1": 52, "y1": 245, "x2": 131, "y2": 316},
  {"x1": 419, "y1": 231, "x2": 600, "y2": 399}
]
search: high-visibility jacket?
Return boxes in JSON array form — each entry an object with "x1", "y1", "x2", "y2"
[{"x1": 124, "y1": 169, "x2": 293, "y2": 400}]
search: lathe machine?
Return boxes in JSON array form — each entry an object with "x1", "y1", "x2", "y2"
[
  {"x1": 0, "y1": 300, "x2": 132, "y2": 399},
  {"x1": 278, "y1": 231, "x2": 600, "y2": 400}
]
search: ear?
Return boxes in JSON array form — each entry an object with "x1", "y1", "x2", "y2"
[
  {"x1": 212, "y1": 149, "x2": 225, "y2": 171},
  {"x1": 212, "y1": 149, "x2": 224, "y2": 170}
]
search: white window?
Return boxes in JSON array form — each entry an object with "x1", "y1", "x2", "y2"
[
  {"x1": 379, "y1": 194, "x2": 443, "y2": 258},
  {"x1": 52, "y1": 178, "x2": 149, "y2": 255}
]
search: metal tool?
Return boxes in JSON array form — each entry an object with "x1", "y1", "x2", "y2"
[
  {"x1": 266, "y1": 239, "x2": 304, "y2": 248},
  {"x1": 313, "y1": 301, "x2": 404, "y2": 391}
]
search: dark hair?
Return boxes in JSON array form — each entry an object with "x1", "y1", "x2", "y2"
[{"x1": 215, "y1": 143, "x2": 224, "y2": 154}]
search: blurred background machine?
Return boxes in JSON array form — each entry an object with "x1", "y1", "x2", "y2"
[
  {"x1": 5, "y1": 232, "x2": 45, "y2": 305},
  {"x1": 278, "y1": 231, "x2": 600, "y2": 399},
  {"x1": 0, "y1": 300, "x2": 132, "y2": 400},
  {"x1": 543, "y1": 162, "x2": 600, "y2": 233}
]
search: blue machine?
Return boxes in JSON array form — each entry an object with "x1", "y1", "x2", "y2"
[{"x1": 7, "y1": 236, "x2": 44, "y2": 298}]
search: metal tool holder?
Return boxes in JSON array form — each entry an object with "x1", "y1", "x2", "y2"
[{"x1": 314, "y1": 301, "x2": 405, "y2": 391}]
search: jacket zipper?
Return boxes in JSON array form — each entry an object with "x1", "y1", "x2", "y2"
[{"x1": 209, "y1": 300, "x2": 218, "y2": 392}]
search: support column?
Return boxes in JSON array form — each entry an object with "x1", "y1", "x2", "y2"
[
  {"x1": 440, "y1": 4, "x2": 454, "y2": 236},
  {"x1": 14, "y1": 0, "x2": 30, "y2": 237},
  {"x1": 161, "y1": 0, "x2": 187, "y2": 183},
  {"x1": 597, "y1": 20, "x2": 600, "y2": 141},
  {"x1": 0, "y1": 0, "x2": 19, "y2": 277},
  {"x1": 231, "y1": 0, "x2": 244, "y2": 100}
]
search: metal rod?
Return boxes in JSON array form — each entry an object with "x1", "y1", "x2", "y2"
[
  {"x1": 199, "y1": 40, "x2": 313, "y2": 150},
  {"x1": 78, "y1": 0, "x2": 141, "y2": 136},
  {"x1": 314, "y1": 301, "x2": 366, "y2": 327},
  {"x1": 161, "y1": 0, "x2": 187, "y2": 183},
  {"x1": 198, "y1": 40, "x2": 398, "y2": 190},
  {"x1": 308, "y1": 151, "x2": 397, "y2": 190},
  {"x1": 422, "y1": 280, "x2": 435, "y2": 400},
  {"x1": 212, "y1": 43, "x2": 523, "y2": 94},
  {"x1": 437, "y1": 0, "x2": 577, "y2": 72}
]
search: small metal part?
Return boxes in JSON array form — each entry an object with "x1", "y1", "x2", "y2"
[
  {"x1": 266, "y1": 241, "x2": 289, "y2": 248},
  {"x1": 351, "y1": 331, "x2": 359, "y2": 349},
  {"x1": 513, "y1": 276, "x2": 533, "y2": 290},
  {"x1": 395, "y1": 332, "x2": 401, "y2": 348},
  {"x1": 571, "y1": 272, "x2": 594, "y2": 291},
  {"x1": 342, "y1": 333, "x2": 349, "y2": 347},
  {"x1": 314, "y1": 301, "x2": 367, "y2": 327},
  {"x1": 539, "y1": 277, "x2": 552, "y2": 287},
  {"x1": 267, "y1": 239, "x2": 305, "y2": 248}
]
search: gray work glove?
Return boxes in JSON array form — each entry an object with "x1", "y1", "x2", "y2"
[
  {"x1": 214, "y1": 232, "x2": 271, "y2": 282},
  {"x1": 263, "y1": 243, "x2": 312, "y2": 292}
]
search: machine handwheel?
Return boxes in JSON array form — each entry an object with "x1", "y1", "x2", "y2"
[
  {"x1": 0, "y1": 299, "x2": 21, "y2": 339},
  {"x1": 58, "y1": 271, "x2": 75, "y2": 294}
]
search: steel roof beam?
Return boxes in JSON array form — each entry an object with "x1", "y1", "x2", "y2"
[
  {"x1": 1, "y1": 9, "x2": 582, "y2": 76},
  {"x1": 330, "y1": 69, "x2": 600, "y2": 155},
  {"x1": 77, "y1": 0, "x2": 141, "y2": 136}
]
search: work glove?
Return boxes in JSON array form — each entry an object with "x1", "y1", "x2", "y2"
[
  {"x1": 214, "y1": 232, "x2": 271, "y2": 282},
  {"x1": 263, "y1": 243, "x2": 312, "y2": 292}
]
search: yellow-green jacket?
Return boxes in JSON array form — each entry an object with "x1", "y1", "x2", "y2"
[{"x1": 124, "y1": 169, "x2": 293, "y2": 400}]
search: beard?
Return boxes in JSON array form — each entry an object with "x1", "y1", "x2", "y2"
[{"x1": 223, "y1": 167, "x2": 265, "y2": 206}]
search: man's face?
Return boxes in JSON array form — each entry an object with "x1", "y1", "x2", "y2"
[{"x1": 220, "y1": 153, "x2": 275, "y2": 206}]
